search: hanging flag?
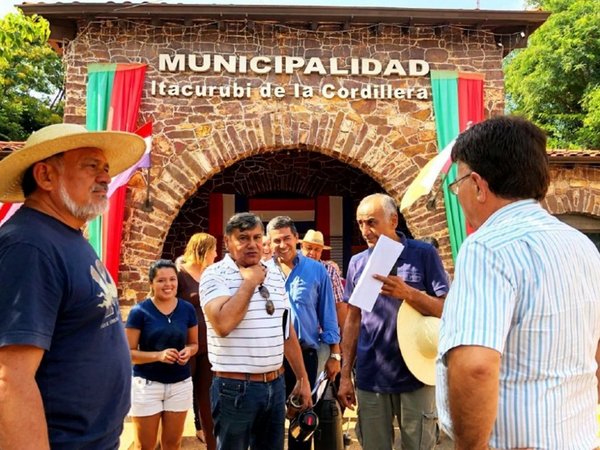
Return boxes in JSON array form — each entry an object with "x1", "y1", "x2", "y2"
[
  {"x1": 107, "y1": 121, "x2": 152, "y2": 198},
  {"x1": 315, "y1": 195, "x2": 344, "y2": 262},
  {"x1": 208, "y1": 193, "x2": 237, "y2": 257},
  {"x1": 430, "y1": 70, "x2": 484, "y2": 260},
  {"x1": 0, "y1": 202, "x2": 21, "y2": 227},
  {"x1": 400, "y1": 138, "x2": 455, "y2": 212},
  {"x1": 86, "y1": 62, "x2": 147, "y2": 281}
]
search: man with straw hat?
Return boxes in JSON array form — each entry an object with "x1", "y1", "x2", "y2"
[
  {"x1": 299, "y1": 229, "x2": 348, "y2": 334},
  {"x1": 437, "y1": 116, "x2": 600, "y2": 449},
  {"x1": 300, "y1": 229, "x2": 351, "y2": 448},
  {"x1": 0, "y1": 123, "x2": 145, "y2": 449},
  {"x1": 338, "y1": 193, "x2": 449, "y2": 450}
]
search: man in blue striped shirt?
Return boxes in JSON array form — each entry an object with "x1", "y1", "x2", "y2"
[{"x1": 437, "y1": 116, "x2": 600, "y2": 450}]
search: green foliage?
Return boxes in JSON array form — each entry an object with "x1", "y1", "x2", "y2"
[
  {"x1": 525, "y1": 0, "x2": 574, "y2": 12},
  {"x1": 0, "y1": 9, "x2": 63, "y2": 141},
  {"x1": 505, "y1": 0, "x2": 600, "y2": 149}
]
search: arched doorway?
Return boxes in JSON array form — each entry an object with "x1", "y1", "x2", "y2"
[{"x1": 161, "y1": 149, "x2": 412, "y2": 274}]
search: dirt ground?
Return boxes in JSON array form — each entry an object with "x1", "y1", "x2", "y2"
[{"x1": 121, "y1": 409, "x2": 454, "y2": 449}]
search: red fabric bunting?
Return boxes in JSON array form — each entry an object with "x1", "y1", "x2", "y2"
[{"x1": 457, "y1": 72, "x2": 485, "y2": 235}]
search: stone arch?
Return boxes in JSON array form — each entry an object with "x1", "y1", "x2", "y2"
[
  {"x1": 161, "y1": 150, "x2": 385, "y2": 261},
  {"x1": 120, "y1": 108, "x2": 446, "y2": 302}
]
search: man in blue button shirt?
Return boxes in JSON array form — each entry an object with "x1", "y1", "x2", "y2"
[{"x1": 267, "y1": 216, "x2": 341, "y2": 450}]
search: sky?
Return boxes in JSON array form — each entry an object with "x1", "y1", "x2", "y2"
[{"x1": 1, "y1": 0, "x2": 530, "y2": 18}]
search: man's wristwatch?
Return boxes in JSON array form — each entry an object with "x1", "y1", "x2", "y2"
[{"x1": 329, "y1": 353, "x2": 342, "y2": 361}]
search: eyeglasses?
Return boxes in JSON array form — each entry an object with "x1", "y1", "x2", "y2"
[
  {"x1": 448, "y1": 172, "x2": 472, "y2": 195},
  {"x1": 258, "y1": 284, "x2": 275, "y2": 316}
]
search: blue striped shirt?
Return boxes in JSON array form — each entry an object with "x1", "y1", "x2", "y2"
[{"x1": 437, "y1": 199, "x2": 600, "y2": 449}]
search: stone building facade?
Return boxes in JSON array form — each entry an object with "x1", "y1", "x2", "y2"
[{"x1": 19, "y1": 5, "x2": 600, "y2": 305}]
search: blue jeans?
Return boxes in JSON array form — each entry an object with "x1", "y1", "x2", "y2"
[
  {"x1": 210, "y1": 375, "x2": 286, "y2": 450},
  {"x1": 284, "y1": 348, "x2": 319, "y2": 450}
]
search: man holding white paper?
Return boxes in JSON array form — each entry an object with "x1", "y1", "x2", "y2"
[{"x1": 338, "y1": 193, "x2": 449, "y2": 450}]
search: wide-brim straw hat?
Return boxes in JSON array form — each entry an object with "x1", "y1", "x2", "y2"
[
  {"x1": 0, "y1": 123, "x2": 146, "y2": 202},
  {"x1": 299, "y1": 229, "x2": 331, "y2": 250},
  {"x1": 397, "y1": 301, "x2": 440, "y2": 386}
]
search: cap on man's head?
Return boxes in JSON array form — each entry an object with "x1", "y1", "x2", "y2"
[
  {"x1": 300, "y1": 229, "x2": 331, "y2": 250},
  {"x1": 0, "y1": 123, "x2": 146, "y2": 202}
]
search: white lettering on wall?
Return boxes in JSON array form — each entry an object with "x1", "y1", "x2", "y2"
[
  {"x1": 158, "y1": 53, "x2": 430, "y2": 77},
  {"x1": 409, "y1": 60, "x2": 430, "y2": 76},
  {"x1": 321, "y1": 83, "x2": 428, "y2": 100},
  {"x1": 250, "y1": 57, "x2": 271, "y2": 74},
  {"x1": 159, "y1": 54, "x2": 186, "y2": 71},
  {"x1": 154, "y1": 53, "x2": 434, "y2": 100},
  {"x1": 151, "y1": 80, "x2": 429, "y2": 100}
]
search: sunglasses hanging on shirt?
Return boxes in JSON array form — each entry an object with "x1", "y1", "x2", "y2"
[{"x1": 259, "y1": 284, "x2": 275, "y2": 315}]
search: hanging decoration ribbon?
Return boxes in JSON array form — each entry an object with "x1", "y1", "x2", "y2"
[
  {"x1": 0, "y1": 202, "x2": 21, "y2": 227},
  {"x1": 430, "y1": 70, "x2": 484, "y2": 260},
  {"x1": 86, "y1": 62, "x2": 148, "y2": 281}
]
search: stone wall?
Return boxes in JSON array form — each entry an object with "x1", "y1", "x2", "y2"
[
  {"x1": 544, "y1": 165, "x2": 600, "y2": 217},
  {"x1": 62, "y1": 18, "x2": 515, "y2": 301}
]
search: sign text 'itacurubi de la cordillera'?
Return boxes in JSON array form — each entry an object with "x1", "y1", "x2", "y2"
[{"x1": 153, "y1": 53, "x2": 431, "y2": 100}]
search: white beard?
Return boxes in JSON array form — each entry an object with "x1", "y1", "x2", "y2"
[{"x1": 58, "y1": 181, "x2": 108, "y2": 223}]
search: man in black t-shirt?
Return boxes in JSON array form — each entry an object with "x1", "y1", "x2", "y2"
[{"x1": 0, "y1": 123, "x2": 145, "y2": 449}]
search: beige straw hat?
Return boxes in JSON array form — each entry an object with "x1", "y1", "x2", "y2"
[
  {"x1": 299, "y1": 229, "x2": 331, "y2": 250},
  {"x1": 0, "y1": 123, "x2": 146, "y2": 202},
  {"x1": 397, "y1": 301, "x2": 440, "y2": 386}
]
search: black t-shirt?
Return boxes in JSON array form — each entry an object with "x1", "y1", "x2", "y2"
[
  {"x1": 177, "y1": 267, "x2": 208, "y2": 354},
  {"x1": 0, "y1": 207, "x2": 131, "y2": 449}
]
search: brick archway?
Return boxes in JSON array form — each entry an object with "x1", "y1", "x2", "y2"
[
  {"x1": 119, "y1": 109, "x2": 445, "y2": 302},
  {"x1": 160, "y1": 150, "x2": 384, "y2": 261}
]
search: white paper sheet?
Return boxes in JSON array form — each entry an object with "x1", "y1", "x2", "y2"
[
  {"x1": 311, "y1": 371, "x2": 328, "y2": 403},
  {"x1": 348, "y1": 235, "x2": 405, "y2": 312}
]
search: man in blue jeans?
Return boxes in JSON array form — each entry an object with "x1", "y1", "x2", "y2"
[
  {"x1": 200, "y1": 212, "x2": 312, "y2": 450},
  {"x1": 338, "y1": 193, "x2": 449, "y2": 450}
]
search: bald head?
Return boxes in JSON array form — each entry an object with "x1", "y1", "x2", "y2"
[{"x1": 356, "y1": 194, "x2": 398, "y2": 247}]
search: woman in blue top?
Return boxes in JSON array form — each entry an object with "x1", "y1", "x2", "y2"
[{"x1": 126, "y1": 259, "x2": 198, "y2": 450}]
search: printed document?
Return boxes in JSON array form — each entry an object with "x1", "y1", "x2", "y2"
[{"x1": 348, "y1": 235, "x2": 404, "y2": 312}]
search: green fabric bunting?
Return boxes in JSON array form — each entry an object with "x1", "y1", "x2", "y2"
[
  {"x1": 431, "y1": 71, "x2": 468, "y2": 260},
  {"x1": 85, "y1": 64, "x2": 117, "y2": 257}
]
